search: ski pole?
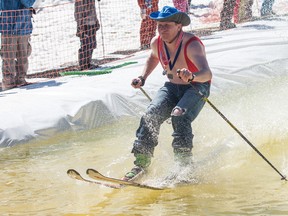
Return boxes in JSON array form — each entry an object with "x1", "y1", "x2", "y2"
[
  {"x1": 195, "y1": 86, "x2": 287, "y2": 181},
  {"x1": 138, "y1": 86, "x2": 171, "y2": 124},
  {"x1": 132, "y1": 79, "x2": 152, "y2": 102},
  {"x1": 140, "y1": 87, "x2": 152, "y2": 101},
  {"x1": 139, "y1": 75, "x2": 286, "y2": 180}
]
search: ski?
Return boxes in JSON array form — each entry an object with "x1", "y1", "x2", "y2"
[
  {"x1": 86, "y1": 168, "x2": 164, "y2": 190},
  {"x1": 67, "y1": 169, "x2": 121, "y2": 189}
]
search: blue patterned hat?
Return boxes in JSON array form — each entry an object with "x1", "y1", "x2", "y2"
[{"x1": 149, "y1": 6, "x2": 190, "y2": 26}]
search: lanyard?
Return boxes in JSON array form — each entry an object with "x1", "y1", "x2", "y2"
[
  {"x1": 159, "y1": 31, "x2": 184, "y2": 72},
  {"x1": 164, "y1": 41, "x2": 182, "y2": 71}
]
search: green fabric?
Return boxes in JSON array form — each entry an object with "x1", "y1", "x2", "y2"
[
  {"x1": 60, "y1": 69, "x2": 112, "y2": 76},
  {"x1": 125, "y1": 171, "x2": 137, "y2": 179},
  {"x1": 134, "y1": 154, "x2": 151, "y2": 168},
  {"x1": 60, "y1": 61, "x2": 138, "y2": 76},
  {"x1": 105, "y1": 61, "x2": 137, "y2": 70}
]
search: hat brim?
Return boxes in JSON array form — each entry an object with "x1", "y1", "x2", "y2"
[{"x1": 150, "y1": 12, "x2": 190, "y2": 26}]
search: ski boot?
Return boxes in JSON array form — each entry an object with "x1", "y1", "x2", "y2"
[
  {"x1": 174, "y1": 148, "x2": 193, "y2": 166},
  {"x1": 123, "y1": 154, "x2": 151, "y2": 181}
]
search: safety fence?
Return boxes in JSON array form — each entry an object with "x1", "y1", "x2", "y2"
[{"x1": 0, "y1": 0, "x2": 286, "y2": 79}]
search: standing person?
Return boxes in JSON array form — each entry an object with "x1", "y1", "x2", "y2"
[
  {"x1": 0, "y1": 0, "x2": 36, "y2": 90},
  {"x1": 138, "y1": 0, "x2": 159, "y2": 50},
  {"x1": 260, "y1": 0, "x2": 275, "y2": 16},
  {"x1": 74, "y1": 0, "x2": 100, "y2": 71},
  {"x1": 123, "y1": 6, "x2": 212, "y2": 181},
  {"x1": 219, "y1": 0, "x2": 237, "y2": 30},
  {"x1": 235, "y1": 0, "x2": 253, "y2": 23},
  {"x1": 173, "y1": 0, "x2": 189, "y2": 13}
]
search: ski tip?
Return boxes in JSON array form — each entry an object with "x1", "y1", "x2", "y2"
[
  {"x1": 67, "y1": 169, "x2": 78, "y2": 175},
  {"x1": 86, "y1": 168, "x2": 100, "y2": 175},
  {"x1": 67, "y1": 169, "x2": 82, "y2": 180}
]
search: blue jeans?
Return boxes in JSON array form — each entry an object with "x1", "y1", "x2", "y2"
[
  {"x1": 261, "y1": 0, "x2": 275, "y2": 16},
  {"x1": 132, "y1": 81, "x2": 210, "y2": 156}
]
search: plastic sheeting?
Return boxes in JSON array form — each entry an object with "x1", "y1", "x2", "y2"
[{"x1": 0, "y1": 17, "x2": 288, "y2": 147}]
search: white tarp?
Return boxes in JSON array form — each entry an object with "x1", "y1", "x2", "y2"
[{"x1": 0, "y1": 17, "x2": 288, "y2": 147}]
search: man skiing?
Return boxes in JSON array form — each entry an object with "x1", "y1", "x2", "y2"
[{"x1": 123, "y1": 6, "x2": 212, "y2": 181}]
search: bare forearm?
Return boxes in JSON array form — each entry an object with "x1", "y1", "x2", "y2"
[
  {"x1": 131, "y1": 53, "x2": 159, "y2": 88},
  {"x1": 141, "y1": 54, "x2": 159, "y2": 80},
  {"x1": 193, "y1": 67, "x2": 212, "y2": 83},
  {"x1": 177, "y1": 66, "x2": 212, "y2": 83}
]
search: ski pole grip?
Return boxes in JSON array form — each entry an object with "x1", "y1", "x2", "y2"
[
  {"x1": 132, "y1": 76, "x2": 145, "y2": 86},
  {"x1": 132, "y1": 79, "x2": 139, "y2": 86},
  {"x1": 176, "y1": 69, "x2": 182, "y2": 79}
]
